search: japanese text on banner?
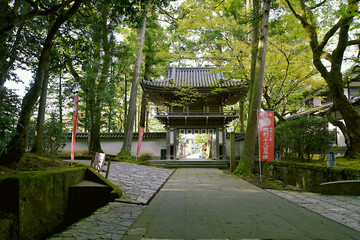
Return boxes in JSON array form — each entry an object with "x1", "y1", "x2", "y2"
[{"x1": 258, "y1": 111, "x2": 274, "y2": 161}]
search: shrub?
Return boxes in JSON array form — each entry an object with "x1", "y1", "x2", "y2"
[
  {"x1": 275, "y1": 116, "x2": 335, "y2": 161},
  {"x1": 42, "y1": 115, "x2": 67, "y2": 153}
]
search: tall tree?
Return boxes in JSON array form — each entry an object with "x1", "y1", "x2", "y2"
[
  {"x1": 235, "y1": 0, "x2": 272, "y2": 176},
  {"x1": 119, "y1": 8, "x2": 148, "y2": 157},
  {"x1": 140, "y1": 8, "x2": 171, "y2": 131},
  {"x1": 0, "y1": 0, "x2": 82, "y2": 165},
  {"x1": 0, "y1": 0, "x2": 83, "y2": 94},
  {"x1": 88, "y1": 4, "x2": 113, "y2": 153},
  {"x1": 31, "y1": 56, "x2": 51, "y2": 154},
  {"x1": 284, "y1": 0, "x2": 360, "y2": 157}
]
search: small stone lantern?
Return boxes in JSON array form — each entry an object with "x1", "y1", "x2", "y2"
[{"x1": 327, "y1": 152, "x2": 336, "y2": 166}]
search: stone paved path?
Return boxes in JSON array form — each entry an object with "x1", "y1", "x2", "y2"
[
  {"x1": 107, "y1": 162, "x2": 174, "y2": 204},
  {"x1": 123, "y1": 168, "x2": 360, "y2": 240},
  {"x1": 49, "y1": 162, "x2": 360, "y2": 240},
  {"x1": 49, "y1": 162, "x2": 173, "y2": 240},
  {"x1": 267, "y1": 189, "x2": 360, "y2": 231}
]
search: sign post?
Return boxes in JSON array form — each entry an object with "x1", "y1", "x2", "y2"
[
  {"x1": 71, "y1": 95, "x2": 79, "y2": 163},
  {"x1": 258, "y1": 111, "x2": 274, "y2": 183}
]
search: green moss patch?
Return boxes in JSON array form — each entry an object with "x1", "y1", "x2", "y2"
[
  {"x1": 0, "y1": 153, "x2": 69, "y2": 177},
  {"x1": 279, "y1": 156, "x2": 360, "y2": 170}
]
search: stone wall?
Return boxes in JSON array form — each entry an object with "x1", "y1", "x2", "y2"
[
  {"x1": 257, "y1": 161, "x2": 360, "y2": 192},
  {"x1": 0, "y1": 167, "x2": 121, "y2": 240},
  {"x1": 0, "y1": 168, "x2": 86, "y2": 240}
]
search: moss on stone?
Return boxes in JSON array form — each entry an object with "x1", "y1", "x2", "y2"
[{"x1": 258, "y1": 160, "x2": 360, "y2": 192}]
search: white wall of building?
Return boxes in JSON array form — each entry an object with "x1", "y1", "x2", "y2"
[
  {"x1": 60, "y1": 138, "x2": 167, "y2": 157},
  {"x1": 60, "y1": 135, "x2": 244, "y2": 159}
]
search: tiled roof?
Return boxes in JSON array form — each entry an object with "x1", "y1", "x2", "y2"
[
  {"x1": 65, "y1": 132, "x2": 166, "y2": 139},
  {"x1": 67, "y1": 132, "x2": 245, "y2": 140},
  {"x1": 286, "y1": 96, "x2": 360, "y2": 120},
  {"x1": 141, "y1": 67, "x2": 245, "y2": 88}
]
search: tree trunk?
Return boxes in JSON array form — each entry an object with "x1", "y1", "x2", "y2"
[
  {"x1": 235, "y1": 0, "x2": 271, "y2": 176},
  {"x1": 247, "y1": 0, "x2": 261, "y2": 112},
  {"x1": 285, "y1": 0, "x2": 360, "y2": 158},
  {"x1": 59, "y1": 60, "x2": 63, "y2": 125},
  {"x1": 119, "y1": 11, "x2": 147, "y2": 157},
  {"x1": 327, "y1": 71, "x2": 360, "y2": 157},
  {"x1": 124, "y1": 74, "x2": 128, "y2": 130},
  {"x1": 145, "y1": 107, "x2": 149, "y2": 132},
  {"x1": 0, "y1": 0, "x2": 82, "y2": 165},
  {"x1": 31, "y1": 60, "x2": 50, "y2": 154},
  {"x1": 239, "y1": 99, "x2": 245, "y2": 132},
  {"x1": 139, "y1": 92, "x2": 148, "y2": 128},
  {"x1": 89, "y1": 5, "x2": 111, "y2": 153},
  {"x1": 325, "y1": 106, "x2": 350, "y2": 155}
]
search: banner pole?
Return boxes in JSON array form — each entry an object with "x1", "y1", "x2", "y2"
[
  {"x1": 258, "y1": 109, "x2": 262, "y2": 184},
  {"x1": 259, "y1": 158, "x2": 262, "y2": 184}
]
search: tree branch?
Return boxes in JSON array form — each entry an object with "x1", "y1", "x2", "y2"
[
  {"x1": 284, "y1": 0, "x2": 307, "y2": 25},
  {"x1": 331, "y1": 1, "x2": 357, "y2": 72},
  {"x1": 318, "y1": 18, "x2": 343, "y2": 52},
  {"x1": 347, "y1": 39, "x2": 360, "y2": 46},
  {"x1": 321, "y1": 51, "x2": 332, "y2": 62},
  {"x1": 310, "y1": 0, "x2": 328, "y2": 10}
]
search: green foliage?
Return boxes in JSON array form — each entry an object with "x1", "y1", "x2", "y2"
[
  {"x1": 193, "y1": 134, "x2": 208, "y2": 145},
  {"x1": 138, "y1": 153, "x2": 153, "y2": 162},
  {"x1": 275, "y1": 116, "x2": 335, "y2": 161},
  {"x1": 0, "y1": 88, "x2": 21, "y2": 154},
  {"x1": 169, "y1": 87, "x2": 205, "y2": 106},
  {"x1": 42, "y1": 114, "x2": 67, "y2": 153}
]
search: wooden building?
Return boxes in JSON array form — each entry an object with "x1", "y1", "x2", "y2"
[{"x1": 141, "y1": 67, "x2": 247, "y2": 160}]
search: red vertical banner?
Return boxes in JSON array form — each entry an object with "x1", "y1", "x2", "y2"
[
  {"x1": 137, "y1": 127, "x2": 145, "y2": 156},
  {"x1": 71, "y1": 95, "x2": 79, "y2": 162},
  {"x1": 258, "y1": 111, "x2": 274, "y2": 161}
]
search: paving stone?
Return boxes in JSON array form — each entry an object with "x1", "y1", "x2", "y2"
[
  {"x1": 49, "y1": 162, "x2": 360, "y2": 239},
  {"x1": 267, "y1": 189, "x2": 360, "y2": 231},
  {"x1": 48, "y1": 162, "x2": 172, "y2": 240}
]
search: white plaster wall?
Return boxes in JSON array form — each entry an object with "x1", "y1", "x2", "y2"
[
  {"x1": 60, "y1": 138, "x2": 167, "y2": 157},
  {"x1": 61, "y1": 139, "x2": 89, "y2": 155},
  {"x1": 100, "y1": 139, "x2": 166, "y2": 156}
]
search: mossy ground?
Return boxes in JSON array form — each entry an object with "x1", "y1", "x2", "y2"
[
  {"x1": 115, "y1": 156, "x2": 149, "y2": 165},
  {"x1": 0, "y1": 153, "x2": 69, "y2": 177},
  {"x1": 280, "y1": 156, "x2": 360, "y2": 170},
  {"x1": 241, "y1": 176, "x2": 302, "y2": 191},
  {"x1": 222, "y1": 169, "x2": 294, "y2": 191}
]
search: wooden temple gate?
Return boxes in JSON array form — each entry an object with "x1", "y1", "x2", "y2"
[{"x1": 141, "y1": 67, "x2": 247, "y2": 160}]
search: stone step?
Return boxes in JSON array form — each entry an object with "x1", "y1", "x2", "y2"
[
  {"x1": 164, "y1": 164, "x2": 228, "y2": 169},
  {"x1": 68, "y1": 180, "x2": 113, "y2": 221},
  {"x1": 148, "y1": 160, "x2": 229, "y2": 169},
  {"x1": 71, "y1": 180, "x2": 109, "y2": 188}
]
